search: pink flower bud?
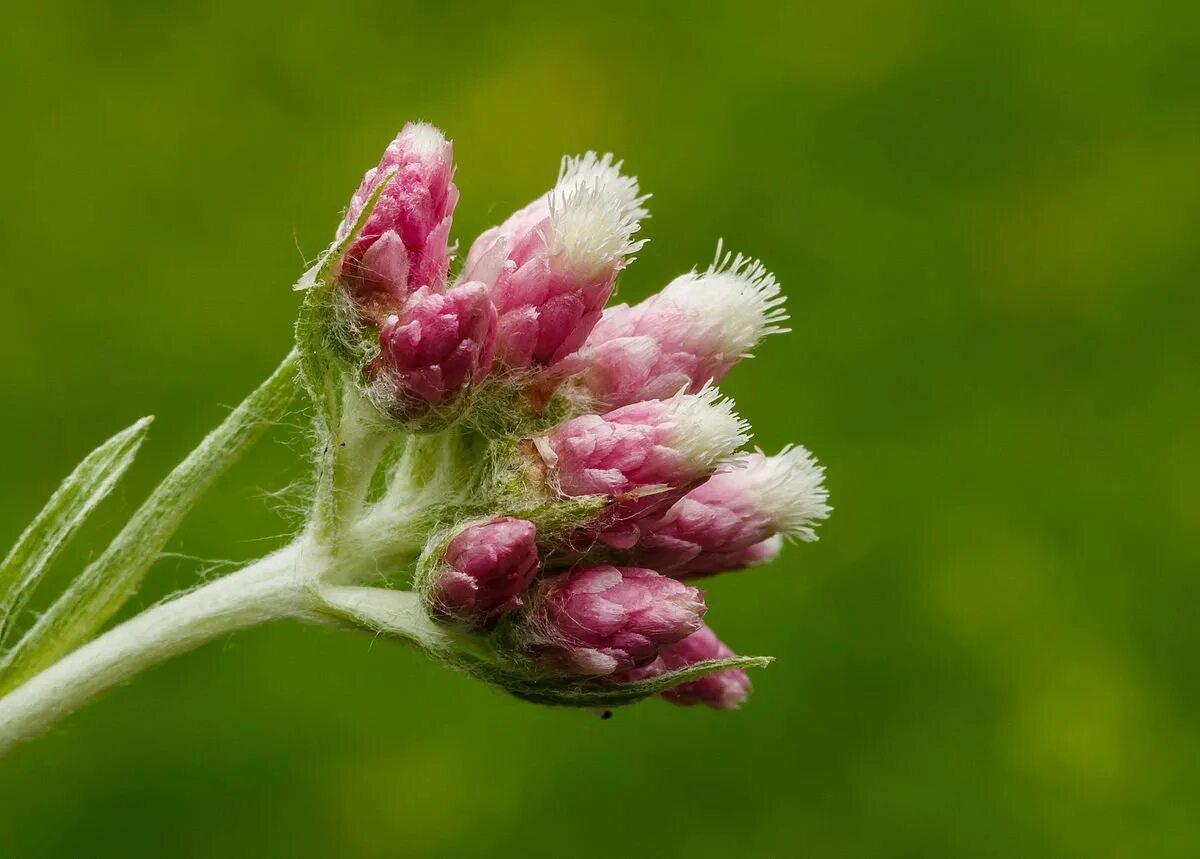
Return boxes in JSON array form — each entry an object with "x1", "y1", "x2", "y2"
[
  {"x1": 522, "y1": 566, "x2": 706, "y2": 675},
  {"x1": 633, "y1": 447, "x2": 829, "y2": 577},
  {"x1": 432, "y1": 517, "x2": 540, "y2": 624},
  {"x1": 621, "y1": 625, "x2": 751, "y2": 709},
  {"x1": 337, "y1": 123, "x2": 458, "y2": 313},
  {"x1": 667, "y1": 535, "x2": 783, "y2": 579},
  {"x1": 534, "y1": 388, "x2": 749, "y2": 500},
  {"x1": 567, "y1": 248, "x2": 788, "y2": 408},
  {"x1": 464, "y1": 153, "x2": 647, "y2": 369},
  {"x1": 370, "y1": 283, "x2": 496, "y2": 418}
]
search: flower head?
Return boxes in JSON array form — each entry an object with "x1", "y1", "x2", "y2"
[
  {"x1": 518, "y1": 566, "x2": 705, "y2": 675},
  {"x1": 569, "y1": 246, "x2": 788, "y2": 408},
  {"x1": 464, "y1": 153, "x2": 647, "y2": 369},
  {"x1": 336, "y1": 123, "x2": 458, "y2": 317},
  {"x1": 620, "y1": 625, "x2": 752, "y2": 709},
  {"x1": 369, "y1": 283, "x2": 495, "y2": 419},
  {"x1": 630, "y1": 447, "x2": 828, "y2": 576},
  {"x1": 534, "y1": 387, "x2": 749, "y2": 499},
  {"x1": 666, "y1": 535, "x2": 784, "y2": 579},
  {"x1": 431, "y1": 517, "x2": 539, "y2": 625}
]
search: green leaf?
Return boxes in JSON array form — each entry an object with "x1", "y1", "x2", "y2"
[
  {"x1": 501, "y1": 656, "x2": 774, "y2": 708},
  {"x1": 293, "y1": 167, "x2": 395, "y2": 436},
  {"x1": 293, "y1": 172, "x2": 398, "y2": 541},
  {"x1": 0, "y1": 417, "x2": 153, "y2": 649},
  {"x1": 0, "y1": 350, "x2": 299, "y2": 694}
]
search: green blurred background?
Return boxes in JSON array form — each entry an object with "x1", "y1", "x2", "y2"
[{"x1": 2, "y1": 1, "x2": 1197, "y2": 856}]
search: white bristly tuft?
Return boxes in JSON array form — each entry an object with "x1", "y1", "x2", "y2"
[
  {"x1": 548, "y1": 152, "x2": 650, "y2": 275},
  {"x1": 661, "y1": 240, "x2": 790, "y2": 355},
  {"x1": 398, "y1": 121, "x2": 448, "y2": 160},
  {"x1": 667, "y1": 385, "x2": 751, "y2": 471},
  {"x1": 729, "y1": 446, "x2": 831, "y2": 541}
]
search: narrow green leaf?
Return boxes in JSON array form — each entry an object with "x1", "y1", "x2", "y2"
[
  {"x1": 0, "y1": 417, "x2": 153, "y2": 648},
  {"x1": 0, "y1": 350, "x2": 300, "y2": 694},
  {"x1": 293, "y1": 166, "x2": 395, "y2": 435},
  {"x1": 503, "y1": 656, "x2": 775, "y2": 707},
  {"x1": 293, "y1": 172, "x2": 395, "y2": 540}
]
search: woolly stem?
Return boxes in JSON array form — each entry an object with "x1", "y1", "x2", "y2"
[
  {"x1": 310, "y1": 382, "x2": 390, "y2": 546},
  {"x1": 330, "y1": 387, "x2": 391, "y2": 531},
  {"x1": 0, "y1": 541, "x2": 322, "y2": 757}
]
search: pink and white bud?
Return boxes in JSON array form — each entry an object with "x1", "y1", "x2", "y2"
[
  {"x1": 569, "y1": 247, "x2": 788, "y2": 408},
  {"x1": 370, "y1": 283, "x2": 496, "y2": 419},
  {"x1": 464, "y1": 153, "x2": 648, "y2": 369},
  {"x1": 633, "y1": 447, "x2": 829, "y2": 577},
  {"x1": 620, "y1": 625, "x2": 751, "y2": 709},
  {"x1": 432, "y1": 517, "x2": 540, "y2": 624},
  {"x1": 533, "y1": 388, "x2": 749, "y2": 500},
  {"x1": 521, "y1": 566, "x2": 706, "y2": 675},
  {"x1": 337, "y1": 123, "x2": 458, "y2": 313}
]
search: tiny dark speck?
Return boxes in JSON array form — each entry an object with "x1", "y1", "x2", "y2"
[{"x1": 600, "y1": 710, "x2": 613, "y2": 720}]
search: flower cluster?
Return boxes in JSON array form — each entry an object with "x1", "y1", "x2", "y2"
[
  {"x1": 0, "y1": 119, "x2": 839, "y2": 758},
  {"x1": 306, "y1": 122, "x2": 830, "y2": 710}
]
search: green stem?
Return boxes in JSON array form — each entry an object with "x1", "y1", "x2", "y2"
[
  {"x1": 0, "y1": 542, "x2": 318, "y2": 757},
  {"x1": 0, "y1": 544, "x2": 453, "y2": 758},
  {"x1": 311, "y1": 384, "x2": 390, "y2": 547},
  {"x1": 0, "y1": 350, "x2": 300, "y2": 694}
]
